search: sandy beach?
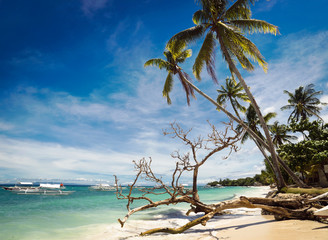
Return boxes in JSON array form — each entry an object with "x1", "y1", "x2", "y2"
[{"x1": 80, "y1": 187, "x2": 328, "y2": 240}]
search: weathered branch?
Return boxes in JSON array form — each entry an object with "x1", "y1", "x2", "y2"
[{"x1": 140, "y1": 195, "x2": 324, "y2": 236}]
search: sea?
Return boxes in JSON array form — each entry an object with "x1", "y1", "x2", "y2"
[{"x1": 0, "y1": 185, "x2": 267, "y2": 240}]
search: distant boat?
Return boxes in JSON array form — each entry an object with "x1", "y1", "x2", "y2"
[{"x1": 89, "y1": 183, "x2": 116, "y2": 191}]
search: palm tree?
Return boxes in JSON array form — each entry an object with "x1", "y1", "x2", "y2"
[
  {"x1": 238, "y1": 105, "x2": 276, "y2": 144},
  {"x1": 281, "y1": 84, "x2": 326, "y2": 122},
  {"x1": 168, "y1": 0, "x2": 286, "y2": 188},
  {"x1": 217, "y1": 77, "x2": 249, "y2": 119},
  {"x1": 144, "y1": 41, "x2": 195, "y2": 105},
  {"x1": 270, "y1": 121, "x2": 297, "y2": 147}
]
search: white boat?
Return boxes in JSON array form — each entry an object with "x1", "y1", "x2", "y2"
[
  {"x1": 4, "y1": 182, "x2": 73, "y2": 195},
  {"x1": 314, "y1": 205, "x2": 328, "y2": 218},
  {"x1": 89, "y1": 183, "x2": 116, "y2": 191},
  {"x1": 39, "y1": 183, "x2": 65, "y2": 189},
  {"x1": 2, "y1": 182, "x2": 39, "y2": 192}
]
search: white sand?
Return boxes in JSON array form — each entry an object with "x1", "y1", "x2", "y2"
[{"x1": 80, "y1": 187, "x2": 328, "y2": 240}]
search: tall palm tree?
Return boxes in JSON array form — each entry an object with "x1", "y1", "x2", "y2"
[
  {"x1": 144, "y1": 40, "x2": 282, "y2": 198},
  {"x1": 217, "y1": 77, "x2": 249, "y2": 119},
  {"x1": 168, "y1": 0, "x2": 286, "y2": 188},
  {"x1": 270, "y1": 121, "x2": 297, "y2": 147},
  {"x1": 144, "y1": 41, "x2": 195, "y2": 105},
  {"x1": 281, "y1": 84, "x2": 326, "y2": 122}
]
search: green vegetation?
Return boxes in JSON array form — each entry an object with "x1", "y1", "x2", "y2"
[
  {"x1": 280, "y1": 187, "x2": 328, "y2": 195},
  {"x1": 210, "y1": 84, "x2": 327, "y2": 188},
  {"x1": 208, "y1": 171, "x2": 273, "y2": 187},
  {"x1": 278, "y1": 119, "x2": 328, "y2": 184}
]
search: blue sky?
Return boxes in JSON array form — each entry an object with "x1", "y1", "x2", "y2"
[{"x1": 0, "y1": 0, "x2": 327, "y2": 185}]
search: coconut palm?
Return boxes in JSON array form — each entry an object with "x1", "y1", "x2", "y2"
[
  {"x1": 217, "y1": 77, "x2": 249, "y2": 119},
  {"x1": 238, "y1": 105, "x2": 276, "y2": 144},
  {"x1": 270, "y1": 121, "x2": 297, "y2": 147},
  {"x1": 281, "y1": 84, "x2": 326, "y2": 122},
  {"x1": 168, "y1": 0, "x2": 286, "y2": 188},
  {"x1": 144, "y1": 41, "x2": 195, "y2": 105}
]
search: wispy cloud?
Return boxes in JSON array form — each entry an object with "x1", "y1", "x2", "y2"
[
  {"x1": 81, "y1": 0, "x2": 111, "y2": 17},
  {"x1": 245, "y1": 31, "x2": 328, "y2": 123},
  {"x1": 2, "y1": 29, "x2": 328, "y2": 183}
]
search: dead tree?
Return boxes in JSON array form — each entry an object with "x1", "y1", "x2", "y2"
[{"x1": 114, "y1": 121, "x2": 328, "y2": 236}]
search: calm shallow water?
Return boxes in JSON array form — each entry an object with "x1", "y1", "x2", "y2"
[{"x1": 0, "y1": 185, "x2": 262, "y2": 240}]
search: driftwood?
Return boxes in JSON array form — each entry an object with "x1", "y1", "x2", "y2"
[
  {"x1": 141, "y1": 195, "x2": 326, "y2": 236},
  {"x1": 115, "y1": 121, "x2": 328, "y2": 236}
]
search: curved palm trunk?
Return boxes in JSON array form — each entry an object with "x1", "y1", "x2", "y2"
[
  {"x1": 217, "y1": 35, "x2": 286, "y2": 189},
  {"x1": 228, "y1": 99, "x2": 276, "y2": 180},
  {"x1": 228, "y1": 96, "x2": 242, "y2": 120},
  {"x1": 176, "y1": 69, "x2": 307, "y2": 188}
]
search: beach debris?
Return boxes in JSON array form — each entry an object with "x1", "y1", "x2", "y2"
[{"x1": 114, "y1": 121, "x2": 328, "y2": 236}]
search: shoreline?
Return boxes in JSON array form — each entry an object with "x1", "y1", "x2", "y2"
[{"x1": 78, "y1": 186, "x2": 328, "y2": 239}]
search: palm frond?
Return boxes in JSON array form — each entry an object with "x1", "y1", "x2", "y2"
[
  {"x1": 177, "y1": 71, "x2": 195, "y2": 105},
  {"x1": 176, "y1": 49, "x2": 192, "y2": 63},
  {"x1": 193, "y1": 32, "x2": 217, "y2": 81},
  {"x1": 166, "y1": 40, "x2": 187, "y2": 59},
  {"x1": 217, "y1": 22, "x2": 268, "y2": 72},
  {"x1": 168, "y1": 25, "x2": 206, "y2": 47},
  {"x1": 225, "y1": 0, "x2": 254, "y2": 20},
  {"x1": 193, "y1": 10, "x2": 209, "y2": 25},
  {"x1": 163, "y1": 73, "x2": 173, "y2": 105},
  {"x1": 230, "y1": 19, "x2": 279, "y2": 35},
  {"x1": 264, "y1": 112, "x2": 277, "y2": 123},
  {"x1": 144, "y1": 58, "x2": 171, "y2": 70}
]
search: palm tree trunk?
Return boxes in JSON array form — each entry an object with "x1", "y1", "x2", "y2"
[
  {"x1": 217, "y1": 36, "x2": 286, "y2": 190},
  {"x1": 229, "y1": 96, "x2": 242, "y2": 120}
]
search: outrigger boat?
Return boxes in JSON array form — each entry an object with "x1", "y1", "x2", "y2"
[
  {"x1": 89, "y1": 183, "x2": 116, "y2": 191},
  {"x1": 3, "y1": 182, "x2": 74, "y2": 195},
  {"x1": 2, "y1": 182, "x2": 39, "y2": 191}
]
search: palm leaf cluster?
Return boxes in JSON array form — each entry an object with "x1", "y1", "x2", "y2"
[
  {"x1": 237, "y1": 105, "x2": 276, "y2": 144},
  {"x1": 270, "y1": 121, "x2": 297, "y2": 147},
  {"x1": 281, "y1": 84, "x2": 327, "y2": 122},
  {"x1": 169, "y1": 0, "x2": 278, "y2": 82},
  {"x1": 216, "y1": 77, "x2": 249, "y2": 118},
  {"x1": 144, "y1": 41, "x2": 194, "y2": 105}
]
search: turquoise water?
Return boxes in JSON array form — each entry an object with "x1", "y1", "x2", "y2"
[{"x1": 0, "y1": 185, "x2": 260, "y2": 240}]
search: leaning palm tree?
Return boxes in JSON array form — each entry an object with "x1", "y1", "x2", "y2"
[
  {"x1": 217, "y1": 77, "x2": 249, "y2": 119},
  {"x1": 168, "y1": 0, "x2": 286, "y2": 188},
  {"x1": 144, "y1": 41, "x2": 195, "y2": 105},
  {"x1": 270, "y1": 121, "x2": 297, "y2": 147},
  {"x1": 281, "y1": 84, "x2": 326, "y2": 122}
]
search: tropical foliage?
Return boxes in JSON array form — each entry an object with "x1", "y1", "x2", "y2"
[
  {"x1": 270, "y1": 121, "x2": 297, "y2": 147},
  {"x1": 237, "y1": 104, "x2": 276, "y2": 144},
  {"x1": 144, "y1": 41, "x2": 194, "y2": 105},
  {"x1": 281, "y1": 84, "x2": 327, "y2": 122},
  {"x1": 208, "y1": 171, "x2": 273, "y2": 186},
  {"x1": 168, "y1": 0, "x2": 278, "y2": 80},
  {"x1": 278, "y1": 119, "x2": 328, "y2": 183},
  {"x1": 217, "y1": 77, "x2": 249, "y2": 118}
]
